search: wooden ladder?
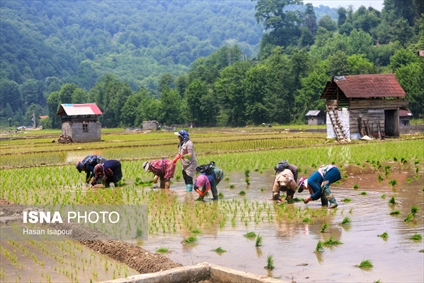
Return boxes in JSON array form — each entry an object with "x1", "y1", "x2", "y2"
[{"x1": 327, "y1": 106, "x2": 348, "y2": 142}]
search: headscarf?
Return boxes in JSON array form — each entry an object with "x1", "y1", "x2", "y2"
[
  {"x1": 94, "y1": 164, "x2": 104, "y2": 175},
  {"x1": 76, "y1": 162, "x2": 84, "y2": 173}
]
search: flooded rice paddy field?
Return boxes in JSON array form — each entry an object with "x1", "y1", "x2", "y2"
[{"x1": 141, "y1": 165, "x2": 424, "y2": 283}]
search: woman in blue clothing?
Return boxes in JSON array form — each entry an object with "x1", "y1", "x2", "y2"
[{"x1": 297, "y1": 165, "x2": 341, "y2": 208}]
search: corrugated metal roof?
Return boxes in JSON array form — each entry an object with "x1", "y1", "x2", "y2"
[
  {"x1": 305, "y1": 110, "x2": 321, "y2": 116},
  {"x1": 322, "y1": 74, "x2": 406, "y2": 98},
  {"x1": 56, "y1": 103, "x2": 102, "y2": 116}
]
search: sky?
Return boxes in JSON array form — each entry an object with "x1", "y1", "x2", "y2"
[{"x1": 304, "y1": 0, "x2": 384, "y2": 11}]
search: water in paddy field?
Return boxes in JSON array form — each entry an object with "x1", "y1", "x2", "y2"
[{"x1": 141, "y1": 164, "x2": 424, "y2": 283}]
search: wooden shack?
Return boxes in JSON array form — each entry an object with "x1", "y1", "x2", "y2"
[
  {"x1": 305, "y1": 110, "x2": 326, "y2": 125},
  {"x1": 320, "y1": 74, "x2": 408, "y2": 140},
  {"x1": 56, "y1": 103, "x2": 102, "y2": 142},
  {"x1": 399, "y1": 109, "x2": 413, "y2": 126}
]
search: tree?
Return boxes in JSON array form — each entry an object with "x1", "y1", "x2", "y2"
[
  {"x1": 327, "y1": 50, "x2": 351, "y2": 76},
  {"x1": 254, "y1": 0, "x2": 303, "y2": 47},
  {"x1": 389, "y1": 49, "x2": 418, "y2": 72},
  {"x1": 337, "y1": 7, "x2": 348, "y2": 27},
  {"x1": 347, "y1": 54, "x2": 374, "y2": 74},
  {"x1": 21, "y1": 79, "x2": 41, "y2": 107},
  {"x1": 318, "y1": 15, "x2": 337, "y2": 32},
  {"x1": 47, "y1": 91, "x2": 61, "y2": 128},
  {"x1": 214, "y1": 61, "x2": 251, "y2": 126},
  {"x1": 121, "y1": 93, "x2": 143, "y2": 127},
  {"x1": 0, "y1": 79, "x2": 21, "y2": 111},
  {"x1": 185, "y1": 79, "x2": 217, "y2": 126},
  {"x1": 303, "y1": 3, "x2": 317, "y2": 35},
  {"x1": 396, "y1": 61, "x2": 424, "y2": 118},
  {"x1": 159, "y1": 88, "x2": 183, "y2": 125},
  {"x1": 389, "y1": 18, "x2": 415, "y2": 47}
]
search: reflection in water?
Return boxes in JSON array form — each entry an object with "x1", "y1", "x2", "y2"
[{"x1": 142, "y1": 166, "x2": 423, "y2": 282}]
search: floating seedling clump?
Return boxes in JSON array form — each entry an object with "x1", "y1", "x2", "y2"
[
  {"x1": 357, "y1": 259, "x2": 373, "y2": 269},
  {"x1": 212, "y1": 247, "x2": 227, "y2": 254},
  {"x1": 244, "y1": 232, "x2": 256, "y2": 238},
  {"x1": 378, "y1": 232, "x2": 388, "y2": 239},
  {"x1": 409, "y1": 234, "x2": 422, "y2": 241},
  {"x1": 265, "y1": 255, "x2": 274, "y2": 270}
]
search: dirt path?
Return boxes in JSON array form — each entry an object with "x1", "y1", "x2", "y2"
[{"x1": 0, "y1": 199, "x2": 182, "y2": 274}]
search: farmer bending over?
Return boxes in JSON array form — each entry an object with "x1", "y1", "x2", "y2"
[
  {"x1": 76, "y1": 155, "x2": 107, "y2": 184},
  {"x1": 297, "y1": 165, "x2": 341, "y2": 209},
  {"x1": 142, "y1": 158, "x2": 176, "y2": 189},
  {"x1": 194, "y1": 161, "x2": 224, "y2": 201},
  {"x1": 272, "y1": 160, "x2": 299, "y2": 202},
  {"x1": 91, "y1": 159, "x2": 122, "y2": 188}
]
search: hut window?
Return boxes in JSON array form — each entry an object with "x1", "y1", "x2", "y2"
[{"x1": 83, "y1": 123, "x2": 88, "y2": 132}]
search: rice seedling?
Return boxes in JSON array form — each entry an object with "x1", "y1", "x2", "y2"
[
  {"x1": 381, "y1": 194, "x2": 386, "y2": 199},
  {"x1": 315, "y1": 241, "x2": 324, "y2": 253},
  {"x1": 410, "y1": 234, "x2": 422, "y2": 240},
  {"x1": 229, "y1": 184, "x2": 235, "y2": 189},
  {"x1": 323, "y1": 237, "x2": 342, "y2": 246},
  {"x1": 265, "y1": 255, "x2": 274, "y2": 270},
  {"x1": 302, "y1": 217, "x2": 311, "y2": 223},
  {"x1": 388, "y1": 179, "x2": 397, "y2": 186},
  {"x1": 244, "y1": 231, "x2": 256, "y2": 238},
  {"x1": 212, "y1": 247, "x2": 227, "y2": 254},
  {"x1": 389, "y1": 210, "x2": 400, "y2": 215},
  {"x1": 357, "y1": 259, "x2": 373, "y2": 269},
  {"x1": 342, "y1": 198, "x2": 351, "y2": 202},
  {"x1": 404, "y1": 213, "x2": 414, "y2": 222},
  {"x1": 218, "y1": 192, "x2": 224, "y2": 198},
  {"x1": 239, "y1": 190, "x2": 246, "y2": 196},
  {"x1": 182, "y1": 236, "x2": 198, "y2": 244},
  {"x1": 353, "y1": 184, "x2": 359, "y2": 189},
  {"x1": 320, "y1": 223, "x2": 328, "y2": 233},
  {"x1": 191, "y1": 228, "x2": 201, "y2": 234},
  {"x1": 360, "y1": 191, "x2": 367, "y2": 195},
  {"x1": 377, "y1": 232, "x2": 388, "y2": 239},
  {"x1": 341, "y1": 217, "x2": 351, "y2": 225},
  {"x1": 378, "y1": 175, "x2": 384, "y2": 181},
  {"x1": 411, "y1": 205, "x2": 419, "y2": 216},
  {"x1": 388, "y1": 196, "x2": 396, "y2": 205},
  {"x1": 255, "y1": 234, "x2": 263, "y2": 247}
]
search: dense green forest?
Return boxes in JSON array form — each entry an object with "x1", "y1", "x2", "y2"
[{"x1": 1, "y1": 0, "x2": 423, "y2": 129}]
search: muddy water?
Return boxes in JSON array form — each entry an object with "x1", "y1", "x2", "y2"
[{"x1": 142, "y1": 165, "x2": 424, "y2": 282}]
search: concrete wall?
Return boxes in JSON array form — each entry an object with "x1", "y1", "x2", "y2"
[{"x1": 62, "y1": 121, "x2": 101, "y2": 142}]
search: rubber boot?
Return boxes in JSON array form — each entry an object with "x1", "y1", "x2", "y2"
[
  {"x1": 186, "y1": 184, "x2": 193, "y2": 192},
  {"x1": 324, "y1": 187, "x2": 338, "y2": 208},
  {"x1": 212, "y1": 194, "x2": 218, "y2": 201},
  {"x1": 320, "y1": 196, "x2": 328, "y2": 207},
  {"x1": 328, "y1": 194, "x2": 338, "y2": 208}
]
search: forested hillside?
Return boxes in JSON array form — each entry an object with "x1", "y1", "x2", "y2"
[{"x1": 1, "y1": 0, "x2": 423, "y2": 129}]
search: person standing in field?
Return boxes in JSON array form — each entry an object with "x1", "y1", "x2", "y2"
[
  {"x1": 76, "y1": 155, "x2": 107, "y2": 184},
  {"x1": 91, "y1": 159, "x2": 123, "y2": 188},
  {"x1": 272, "y1": 160, "x2": 299, "y2": 203},
  {"x1": 174, "y1": 130, "x2": 198, "y2": 192},
  {"x1": 142, "y1": 158, "x2": 176, "y2": 189},
  {"x1": 297, "y1": 165, "x2": 341, "y2": 208}
]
